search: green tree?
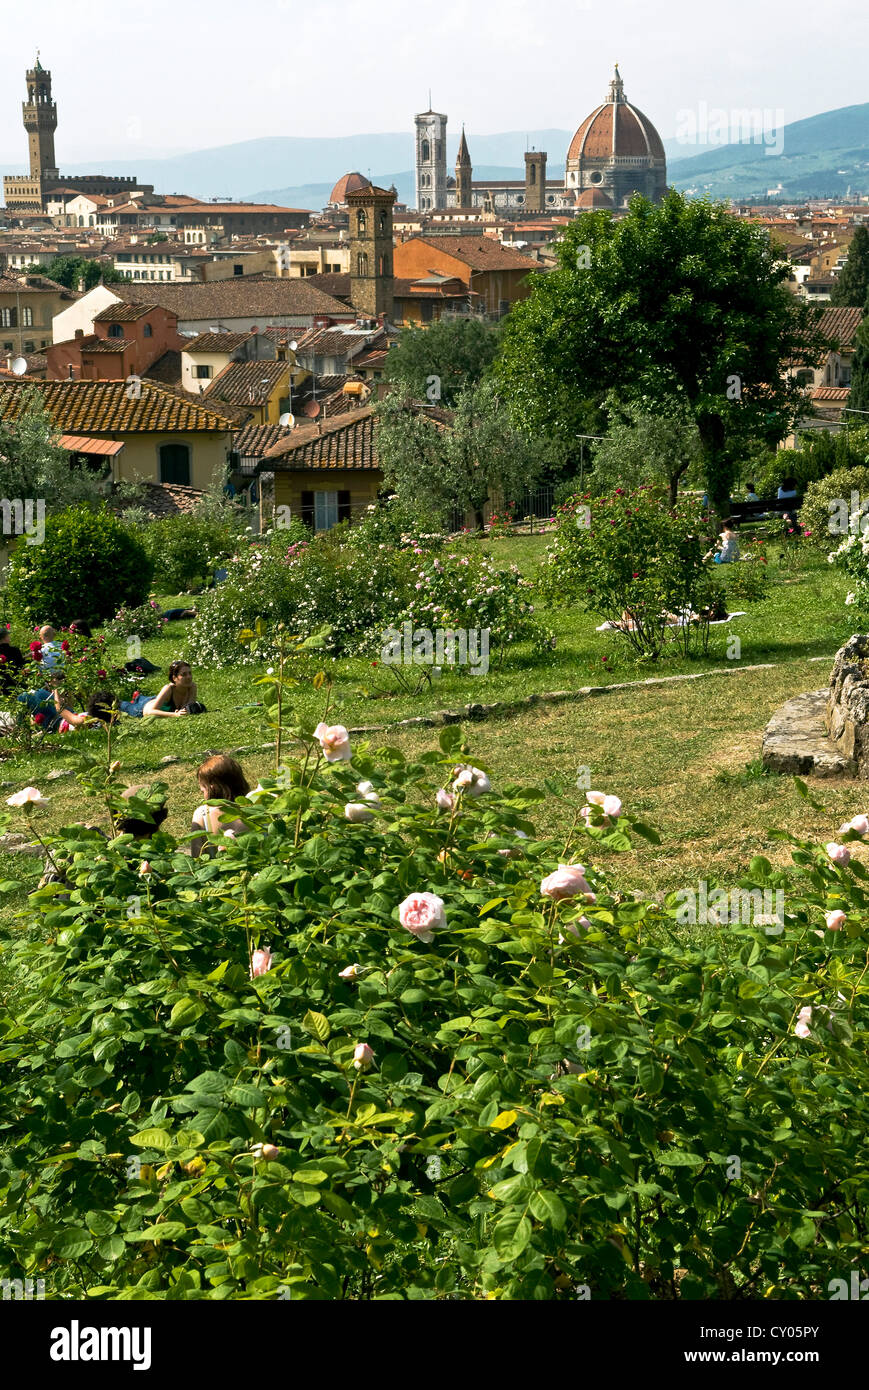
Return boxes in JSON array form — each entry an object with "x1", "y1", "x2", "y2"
[
  {"x1": 375, "y1": 382, "x2": 543, "y2": 529},
  {"x1": 829, "y1": 227, "x2": 869, "y2": 307},
  {"x1": 494, "y1": 192, "x2": 832, "y2": 515},
  {"x1": 0, "y1": 387, "x2": 107, "y2": 512},
  {"x1": 848, "y1": 313, "x2": 869, "y2": 414},
  {"x1": 36, "y1": 256, "x2": 123, "y2": 292},
  {"x1": 590, "y1": 396, "x2": 702, "y2": 505},
  {"x1": 384, "y1": 316, "x2": 501, "y2": 406}
]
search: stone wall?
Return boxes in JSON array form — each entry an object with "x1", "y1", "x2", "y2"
[{"x1": 826, "y1": 634, "x2": 869, "y2": 775}]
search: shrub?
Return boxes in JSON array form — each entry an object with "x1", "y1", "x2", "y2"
[
  {"x1": 0, "y1": 722, "x2": 867, "y2": 1299},
  {"x1": 799, "y1": 466, "x2": 869, "y2": 550},
  {"x1": 103, "y1": 600, "x2": 167, "y2": 642},
  {"x1": 134, "y1": 514, "x2": 243, "y2": 594},
  {"x1": 542, "y1": 487, "x2": 717, "y2": 659},
  {"x1": 5, "y1": 506, "x2": 153, "y2": 626}
]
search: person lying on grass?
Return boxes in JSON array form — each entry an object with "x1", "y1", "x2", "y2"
[
  {"x1": 190, "y1": 754, "x2": 250, "y2": 858},
  {"x1": 120, "y1": 660, "x2": 201, "y2": 718},
  {"x1": 18, "y1": 684, "x2": 117, "y2": 731}
]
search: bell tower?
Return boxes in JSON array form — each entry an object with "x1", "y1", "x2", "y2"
[
  {"x1": 524, "y1": 149, "x2": 547, "y2": 212},
  {"x1": 455, "y1": 127, "x2": 473, "y2": 209},
  {"x1": 23, "y1": 54, "x2": 58, "y2": 183},
  {"x1": 348, "y1": 183, "x2": 395, "y2": 322},
  {"x1": 415, "y1": 104, "x2": 447, "y2": 212}
]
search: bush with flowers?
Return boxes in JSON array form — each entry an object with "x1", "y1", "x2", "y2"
[
  {"x1": 0, "y1": 695, "x2": 867, "y2": 1300},
  {"x1": 103, "y1": 600, "x2": 167, "y2": 643},
  {"x1": 542, "y1": 486, "x2": 719, "y2": 660}
]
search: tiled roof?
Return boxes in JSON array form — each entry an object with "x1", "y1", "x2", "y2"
[
  {"x1": 260, "y1": 406, "x2": 377, "y2": 470},
  {"x1": 205, "y1": 358, "x2": 290, "y2": 406},
  {"x1": 182, "y1": 331, "x2": 252, "y2": 353},
  {"x1": 812, "y1": 386, "x2": 851, "y2": 400},
  {"x1": 0, "y1": 273, "x2": 77, "y2": 298},
  {"x1": 116, "y1": 482, "x2": 205, "y2": 519},
  {"x1": 393, "y1": 276, "x2": 470, "y2": 299},
  {"x1": 84, "y1": 338, "x2": 133, "y2": 353},
  {"x1": 815, "y1": 306, "x2": 863, "y2": 348},
  {"x1": 113, "y1": 276, "x2": 352, "y2": 320},
  {"x1": 142, "y1": 349, "x2": 182, "y2": 385},
  {"x1": 304, "y1": 272, "x2": 351, "y2": 300},
  {"x1": 0, "y1": 378, "x2": 238, "y2": 434},
  {"x1": 235, "y1": 420, "x2": 294, "y2": 458},
  {"x1": 294, "y1": 325, "x2": 384, "y2": 359},
  {"x1": 404, "y1": 236, "x2": 541, "y2": 272},
  {"x1": 93, "y1": 301, "x2": 159, "y2": 322}
]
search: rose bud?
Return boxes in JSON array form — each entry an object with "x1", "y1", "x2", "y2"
[
  {"x1": 436, "y1": 788, "x2": 456, "y2": 813},
  {"x1": 345, "y1": 802, "x2": 374, "y2": 823},
  {"x1": 824, "y1": 909, "x2": 846, "y2": 930},
  {"x1": 353, "y1": 1042, "x2": 375, "y2": 1071},
  {"x1": 339, "y1": 963, "x2": 363, "y2": 980},
  {"x1": 250, "y1": 947, "x2": 273, "y2": 978}
]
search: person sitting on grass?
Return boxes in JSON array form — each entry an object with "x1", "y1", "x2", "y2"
[
  {"x1": 704, "y1": 520, "x2": 741, "y2": 565},
  {"x1": 120, "y1": 660, "x2": 201, "y2": 718},
  {"x1": 190, "y1": 754, "x2": 250, "y2": 858},
  {"x1": 37, "y1": 625, "x2": 64, "y2": 673}
]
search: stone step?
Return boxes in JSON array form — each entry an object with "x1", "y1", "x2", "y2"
[{"x1": 762, "y1": 689, "x2": 857, "y2": 777}]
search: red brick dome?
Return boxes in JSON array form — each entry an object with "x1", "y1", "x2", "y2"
[
  {"x1": 567, "y1": 69, "x2": 665, "y2": 162},
  {"x1": 575, "y1": 187, "x2": 614, "y2": 209},
  {"x1": 329, "y1": 171, "x2": 371, "y2": 205}
]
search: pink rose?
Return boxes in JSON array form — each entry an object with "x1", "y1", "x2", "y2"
[
  {"x1": 436, "y1": 788, "x2": 456, "y2": 813},
  {"x1": 794, "y1": 1006, "x2": 812, "y2": 1039},
  {"x1": 825, "y1": 909, "x2": 846, "y2": 931},
  {"x1": 452, "y1": 765, "x2": 491, "y2": 797},
  {"x1": 826, "y1": 842, "x2": 851, "y2": 866},
  {"x1": 353, "y1": 1041, "x2": 375, "y2": 1071},
  {"x1": 541, "y1": 864, "x2": 594, "y2": 902},
  {"x1": 345, "y1": 802, "x2": 374, "y2": 823},
  {"x1": 602, "y1": 795, "x2": 622, "y2": 819},
  {"x1": 339, "y1": 963, "x2": 363, "y2": 980},
  {"x1": 841, "y1": 814, "x2": 869, "y2": 836},
  {"x1": 398, "y1": 891, "x2": 446, "y2": 943},
  {"x1": 6, "y1": 786, "x2": 49, "y2": 809},
  {"x1": 250, "y1": 947, "x2": 273, "y2": 978},
  {"x1": 314, "y1": 722, "x2": 352, "y2": 762}
]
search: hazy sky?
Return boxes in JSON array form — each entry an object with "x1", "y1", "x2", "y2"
[{"x1": 1, "y1": 0, "x2": 866, "y2": 162}]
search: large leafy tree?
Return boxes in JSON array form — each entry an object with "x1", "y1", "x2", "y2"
[
  {"x1": 384, "y1": 316, "x2": 501, "y2": 407},
  {"x1": 0, "y1": 387, "x2": 107, "y2": 512},
  {"x1": 494, "y1": 192, "x2": 832, "y2": 514},
  {"x1": 590, "y1": 395, "x2": 702, "y2": 505},
  {"x1": 830, "y1": 227, "x2": 869, "y2": 307}
]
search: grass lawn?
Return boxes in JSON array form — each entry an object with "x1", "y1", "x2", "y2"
[{"x1": 0, "y1": 535, "x2": 854, "y2": 936}]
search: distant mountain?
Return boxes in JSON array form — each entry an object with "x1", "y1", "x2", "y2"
[
  {"x1": 253, "y1": 165, "x2": 568, "y2": 212},
  {"x1": 667, "y1": 102, "x2": 869, "y2": 199}
]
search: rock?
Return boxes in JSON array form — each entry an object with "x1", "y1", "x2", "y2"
[
  {"x1": 762, "y1": 689, "x2": 857, "y2": 776},
  {"x1": 159, "y1": 755, "x2": 180, "y2": 766},
  {"x1": 0, "y1": 832, "x2": 41, "y2": 856},
  {"x1": 46, "y1": 768, "x2": 74, "y2": 780},
  {"x1": 826, "y1": 635, "x2": 869, "y2": 774}
]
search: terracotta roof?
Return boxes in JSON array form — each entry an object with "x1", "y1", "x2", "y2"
[
  {"x1": 403, "y1": 236, "x2": 541, "y2": 273},
  {"x1": 260, "y1": 405, "x2": 377, "y2": 470},
  {"x1": 576, "y1": 187, "x2": 615, "y2": 209},
  {"x1": 567, "y1": 96, "x2": 665, "y2": 162},
  {"x1": 304, "y1": 272, "x2": 351, "y2": 300},
  {"x1": 119, "y1": 482, "x2": 205, "y2": 519},
  {"x1": 182, "y1": 331, "x2": 252, "y2": 353},
  {"x1": 83, "y1": 337, "x2": 133, "y2": 353},
  {"x1": 812, "y1": 386, "x2": 851, "y2": 401},
  {"x1": 0, "y1": 378, "x2": 238, "y2": 434},
  {"x1": 142, "y1": 349, "x2": 182, "y2": 385},
  {"x1": 59, "y1": 434, "x2": 125, "y2": 456},
  {"x1": 93, "y1": 301, "x2": 160, "y2": 322},
  {"x1": 235, "y1": 420, "x2": 294, "y2": 458},
  {"x1": 815, "y1": 306, "x2": 863, "y2": 348},
  {"x1": 112, "y1": 277, "x2": 353, "y2": 321},
  {"x1": 393, "y1": 276, "x2": 470, "y2": 299},
  {"x1": 0, "y1": 273, "x2": 77, "y2": 298},
  {"x1": 294, "y1": 325, "x2": 385, "y2": 360},
  {"x1": 205, "y1": 358, "x2": 290, "y2": 406}
]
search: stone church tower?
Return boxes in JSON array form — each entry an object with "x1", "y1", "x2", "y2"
[
  {"x1": 24, "y1": 55, "x2": 58, "y2": 183},
  {"x1": 455, "y1": 127, "x2": 472, "y2": 209},
  {"x1": 524, "y1": 150, "x2": 547, "y2": 212},
  {"x1": 415, "y1": 106, "x2": 447, "y2": 212},
  {"x1": 347, "y1": 182, "x2": 395, "y2": 322}
]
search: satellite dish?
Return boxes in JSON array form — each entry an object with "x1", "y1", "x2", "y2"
[
  {"x1": 10, "y1": 356, "x2": 28, "y2": 376},
  {"x1": 288, "y1": 339, "x2": 298, "y2": 352},
  {"x1": 278, "y1": 412, "x2": 295, "y2": 429},
  {"x1": 303, "y1": 400, "x2": 321, "y2": 418}
]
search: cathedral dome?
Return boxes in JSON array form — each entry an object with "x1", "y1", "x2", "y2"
[
  {"x1": 329, "y1": 171, "x2": 371, "y2": 205},
  {"x1": 567, "y1": 68, "x2": 665, "y2": 162},
  {"x1": 564, "y1": 67, "x2": 667, "y2": 207},
  {"x1": 575, "y1": 187, "x2": 614, "y2": 209}
]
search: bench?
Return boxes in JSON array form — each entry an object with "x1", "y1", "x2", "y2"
[{"x1": 728, "y1": 497, "x2": 802, "y2": 524}]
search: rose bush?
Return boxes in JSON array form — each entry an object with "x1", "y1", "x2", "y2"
[{"x1": 0, "y1": 721, "x2": 867, "y2": 1300}]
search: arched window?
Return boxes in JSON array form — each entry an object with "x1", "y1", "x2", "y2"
[
  {"x1": 529, "y1": 164, "x2": 536, "y2": 184},
  {"x1": 379, "y1": 210, "x2": 387, "y2": 233},
  {"x1": 159, "y1": 443, "x2": 191, "y2": 485},
  {"x1": 357, "y1": 209, "x2": 367, "y2": 235},
  {"x1": 421, "y1": 139, "x2": 430, "y2": 162},
  {"x1": 357, "y1": 251, "x2": 368, "y2": 276},
  {"x1": 22, "y1": 306, "x2": 33, "y2": 326}
]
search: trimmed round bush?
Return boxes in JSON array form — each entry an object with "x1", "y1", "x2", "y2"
[
  {"x1": 5, "y1": 506, "x2": 153, "y2": 626},
  {"x1": 799, "y1": 466, "x2": 869, "y2": 550}
]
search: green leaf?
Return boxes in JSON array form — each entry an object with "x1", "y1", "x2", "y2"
[
  {"x1": 637, "y1": 1056, "x2": 664, "y2": 1095},
  {"x1": 169, "y1": 997, "x2": 206, "y2": 1030},
  {"x1": 438, "y1": 724, "x2": 463, "y2": 755},
  {"x1": 302, "y1": 1010, "x2": 331, "y2": 1042},
  {"x1": 53, "y1": 1227, "x2": 92, "y2": 1259},
  {"x1": 130, "y1": 1128, "x2": 171, "y2": 1151},
  {"x1": 529, "y1": 1190, "x2": 567, "y2": 1229},
  {"x1": 98, "y1": 1234, "x2": 125, "y2": 1262},
  {"x1": 492, "y1": 1211, "x2": 533, "y2": 1260}
]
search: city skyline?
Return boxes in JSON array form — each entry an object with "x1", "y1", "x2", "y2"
[{"x1": 0, "y1": 0, "x2": 866, "y2": 165}]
